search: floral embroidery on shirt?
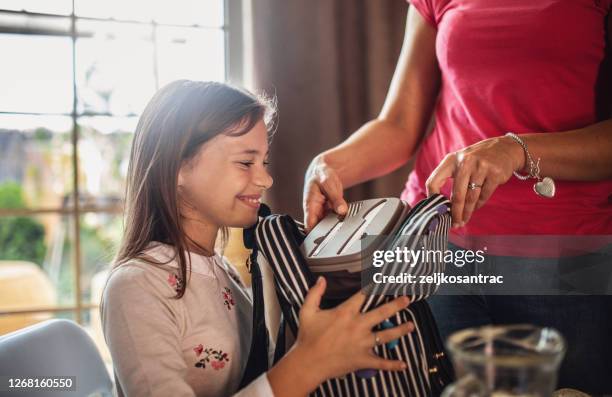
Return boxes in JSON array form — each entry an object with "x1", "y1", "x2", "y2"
[
  {"x1": 167, "y1": 273, "x2": 183, "y2": 294},
  {"x1": 193, "y1": 344, "x2": 229, "y2": 370},
  {"x1": 222, "y1": 287, "x2": 235, "y2": 310}
]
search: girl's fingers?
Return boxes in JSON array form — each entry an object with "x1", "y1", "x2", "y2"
[
  {"x1": 361, "y1": 297, "x2": 410, "y2": 327},
  {"x1": 341, "y1": 290, "x2": 367, "y2": 313},
  {"x1": 301, "y1": 276, "x2": 326, "y2": 317},
  {"x1": 363, "y1": 356, "x2": 408, "y2": 372},
  {"x1": 370, "y1": 322, "x2": 415, "y2": 346}
]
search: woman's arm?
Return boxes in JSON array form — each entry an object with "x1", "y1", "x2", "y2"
[
  {"x1": 322, "y1": 7, "x2": 440, "y2": 187},
  {"x1": 303, "y1": 7, "x2": 441, "y2": 230},
  {"x1": 518, "y1": 121, "x2": 612, "y2": 181}
]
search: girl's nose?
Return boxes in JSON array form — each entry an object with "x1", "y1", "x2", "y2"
[{"x1": 255, "y1": 167, "x2": 273, "y2": 190}]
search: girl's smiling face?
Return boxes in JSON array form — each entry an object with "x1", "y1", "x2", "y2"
[{"x1": 178, "y1": 119, "x2": 273, "y2": 229}]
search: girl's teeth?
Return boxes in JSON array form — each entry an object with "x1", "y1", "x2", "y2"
[{"x1": 241, "y1": 197, "x2": 260, "y2": 204}]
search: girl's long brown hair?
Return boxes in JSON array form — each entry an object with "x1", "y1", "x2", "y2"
[{"x1": 115, "y1": 80, "x2": 276, "y2": 298}]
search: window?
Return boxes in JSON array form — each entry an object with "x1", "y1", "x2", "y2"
[{"x1": 0, "y1": 0, "x2": 242, "y2": 365}]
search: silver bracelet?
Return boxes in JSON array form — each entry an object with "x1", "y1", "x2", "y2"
[
  {"x1": 504, "y1": 132, "x2": 556, "y2": 198},
  {"x1": 505, "y1": 132, "x2": 538, "y2": 179}
]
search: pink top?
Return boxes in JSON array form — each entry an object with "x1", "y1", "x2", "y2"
[{"x1": 401, "y1": 0, "x2": 612, "y2": 241}]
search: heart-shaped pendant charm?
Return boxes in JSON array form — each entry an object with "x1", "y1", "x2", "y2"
[{"x1": 534, "y1": 177, "x2": 556, "y2": 198}]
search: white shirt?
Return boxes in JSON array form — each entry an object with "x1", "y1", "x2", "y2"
[{"x1": 100, "y1": 242, "x2": 273, "y2": 397}]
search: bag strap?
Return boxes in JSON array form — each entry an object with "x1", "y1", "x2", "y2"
[
  {"x1": 272, "y1": 314, "x2": 286, "y2": 364},
  {"x1": 239, "y1": 204, "x2": 271, "y2": 388}
]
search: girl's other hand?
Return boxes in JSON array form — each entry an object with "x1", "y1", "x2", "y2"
[{"x1": 289, "y1": 277, "x2": 414, "y2": 391}]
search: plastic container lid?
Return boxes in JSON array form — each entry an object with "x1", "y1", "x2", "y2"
[{"x1": 301, "y1": 198, "x2": 408, "y2": 273}]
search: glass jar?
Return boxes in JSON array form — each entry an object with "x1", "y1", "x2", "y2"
[{"x1": 442, "y1": 324, "x2": 566, "y2": 397}]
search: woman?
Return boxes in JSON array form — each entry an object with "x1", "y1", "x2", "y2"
[{"x1": 303, "y1": 1, "x2": 612, "y2": 393}]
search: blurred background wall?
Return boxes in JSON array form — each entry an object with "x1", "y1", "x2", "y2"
[{"x1": 248, "y1": 0, "x2": 411, "y2": 218}]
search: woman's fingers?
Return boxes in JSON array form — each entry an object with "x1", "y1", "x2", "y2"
[
  {"x1": 362, "y1": 297, "x2": 410, "y2": 326},
  {"x1": 427, "y1": 136, "x2": 519, "y2": 226},
  {"x1": 426, "y1": 153, "x2": 456, "y2": 196},
  {"x1": 303, "y1": 164, "x2": 347, "y2": 231},
  {"x1": 462, "y1": 182, "x2": 483, "y2": 224},
  {"x1": 316, "y1": 169, "x2": 348, "y2": 216},
  {"x1": 461, "y1": 166, "x2": 487, "y2": 224},
  {"x1": 475, "y1": 179, "x2": 498, "y2": 211},
  {"x1": 450, "y1": 153, "x2": 473, "y2": 227},
  {"x1": 303, "y1": 184, "x2": 326, "y2": 231}
]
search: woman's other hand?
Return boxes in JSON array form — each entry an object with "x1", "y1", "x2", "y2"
[
  {"x1": 303, "y1": 155, "x2": 348, "y2": 232},
  {"x1": 426, "y1": 135, "x2": 525, "y2": 227}
]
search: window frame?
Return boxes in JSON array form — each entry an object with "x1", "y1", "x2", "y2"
[{"x1": 0, "y1": 0, "x2": 242, "y2": 324}]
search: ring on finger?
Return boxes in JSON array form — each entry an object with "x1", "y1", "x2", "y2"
[
  {"x1": 468, "y1": 182, "x2": 482, "y2": 190},
  {"x1": 373, "y1": 332, "x2": 381, "y2": 346}
]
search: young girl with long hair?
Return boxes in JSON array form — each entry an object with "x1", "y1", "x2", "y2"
[{"x1": 101, "y1": 80, "x2": 414, "y2": 397}]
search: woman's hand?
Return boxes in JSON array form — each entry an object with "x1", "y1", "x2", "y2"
[
  {"x1": 426, "y1": 135, "x2": 524, "y2": 227},
  {"x1": 268, "y1": 277, "x2": 414, "y2": 396},
  {"x1": 303, "y1": 155, "x2": 349, "y2": 231}
]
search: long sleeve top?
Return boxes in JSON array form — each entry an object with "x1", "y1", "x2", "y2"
[{"x1": 100, "y1": 242, "x2": 273, "y2": 397}]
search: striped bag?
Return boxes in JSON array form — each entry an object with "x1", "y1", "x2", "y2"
[{"x1": 241, "y1": 194, "x2": 454, "y2": 396}]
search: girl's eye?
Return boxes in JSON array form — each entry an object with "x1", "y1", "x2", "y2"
[{"x1": 237, "y1": 160, "x2": 270, "y2": 168}]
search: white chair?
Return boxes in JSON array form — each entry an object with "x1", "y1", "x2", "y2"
[{"x1": 0, "y1": 319, "x2": 113, "y2": 397}]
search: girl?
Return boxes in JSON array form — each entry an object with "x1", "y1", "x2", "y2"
[{"x1": 101, "y1": 80, "x2": 415, "y2": 397}]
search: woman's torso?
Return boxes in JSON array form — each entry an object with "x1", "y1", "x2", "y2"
[{"x1": 402, "y1": 0, "x2": 612, "y2": 237}]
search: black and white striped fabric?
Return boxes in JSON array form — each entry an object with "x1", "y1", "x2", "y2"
[
  {"x1": 246, "y1": 194, "x2": 454, "y2": 396},
  {"x1": 366, "y1": 194, "x2": 453, "y2": 303}
]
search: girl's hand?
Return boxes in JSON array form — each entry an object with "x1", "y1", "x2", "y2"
[
  {"x1": 303, "y1": 155, "x2": 348, "y2": 232},
  {"x1": 292, "y1": 277, "x2": 414, "y2": 390},
  {"x1": 426, "y1": 135, "x2": 525, "y2": 227}
]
